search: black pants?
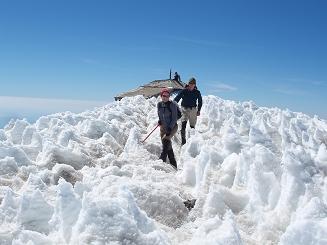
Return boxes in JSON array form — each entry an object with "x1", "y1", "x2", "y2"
[{"x1": 159, "y1": 124, "x2": 177, "y2": 168}]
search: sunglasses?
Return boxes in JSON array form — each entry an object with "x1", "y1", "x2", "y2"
[{"x1": 161, "y1": 94, "x2": 170, "y2": 98}]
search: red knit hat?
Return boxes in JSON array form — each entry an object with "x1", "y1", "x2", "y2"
[{"x1": 160, "y1": 88, "x2": 170, "y2": 96}]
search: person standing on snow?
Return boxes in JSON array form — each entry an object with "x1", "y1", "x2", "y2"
[
  {"x1": 174, "y1": 77, "x2": 202, "y2": 145},
  {"x1": 174, "y1": 72, "x2": 181, "y2": 82},
  {"x1": 157, "y1": 88, "x2": 178, "y2": 168}
]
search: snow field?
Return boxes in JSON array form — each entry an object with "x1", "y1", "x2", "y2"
[{"x1": 0, "y1": 95, "x2": 326, "y2": 244}]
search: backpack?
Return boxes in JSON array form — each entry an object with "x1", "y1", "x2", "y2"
[{"x1": 160, "y1": 101, "x2": 182, "y2": 120}]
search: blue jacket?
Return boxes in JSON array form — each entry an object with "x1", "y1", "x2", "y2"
[
  {"x1": 174, "y1": 86, "x2": 202, "y2": 111},
  {"x1": 157, "y1": 101, "x2": 178, "y2": 132}
]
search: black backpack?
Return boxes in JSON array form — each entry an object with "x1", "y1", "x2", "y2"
[{"x1": 160, "y1": 101, "x2": 182, "y2": 120}]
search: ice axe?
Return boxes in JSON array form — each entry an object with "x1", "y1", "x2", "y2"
[{"x1": 141, "y1": 124, "x2": 159, "y2": 143}]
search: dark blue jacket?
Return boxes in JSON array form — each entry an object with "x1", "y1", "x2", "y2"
[
  {"x1": 174, "y1": 87, "x2": 202, "y2": 111},
  {"x1": 157, "y1": 101, "x2": 178, "y2": 132}
]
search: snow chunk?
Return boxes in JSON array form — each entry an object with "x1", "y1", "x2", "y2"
[
  {"x1": 36, "y1": 142, "x2": 92, "y2": 170},
  {"x1": 51, "y1": 164, "x2": 83, "y2": 185},
  {"x1": 70, "y1": 187, "x2": 170, "y2": 244},
  {"x1": 189, "y1": 212, "x2": 242, "y2": 245},
  {"x1": 49, "y1": 179, "x2": 82, "y2": 243},
  {"x1": 280, "y1": 198, "x2": 327, "y2": 245},
  {"x1": 0, "y1": 157, "x2": 18, "y2": 176},
  {"x1": 316, "y1": 143, "x2": 327, "y2": 172},
  {"x1": 18, "y1": 190, "x2": 54, "y2": 234},
  {"x1": 0, "y1": 145, "x2": 33, "y2": 167},
  {"x1": 5, "y1": 119, "x2": 30, "y2": 145},
  {"x1": 12, "y1": 230, "x2": 54, "y2": 245}
]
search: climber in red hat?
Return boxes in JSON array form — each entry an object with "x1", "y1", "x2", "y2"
[{"x1": 157, "y1": 88, "x2": 179, "y2": 169}]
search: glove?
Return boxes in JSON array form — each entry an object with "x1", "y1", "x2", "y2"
[
  {"x1": 158, "y1": 120, "x2": 162, "y2": 125},
  {"x1": 166, "y1": 127, "x2": 171, "y2": 136}
]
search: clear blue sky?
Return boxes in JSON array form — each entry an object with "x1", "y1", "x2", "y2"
[{"x1": 0, "y1": 0, "x2": 326, "y2": 127}]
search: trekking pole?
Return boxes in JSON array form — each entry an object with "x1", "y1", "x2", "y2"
[{"x1": 141, "y1": 124, "x2": 159, "y2": 143}]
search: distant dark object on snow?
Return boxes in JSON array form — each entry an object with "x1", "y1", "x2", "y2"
[
  {"x1": 174, "y1": 72, "x2": 181, "y2": 83},
  {"x1": 183, "y1": 199, "x2": 196, "y2": 211}
]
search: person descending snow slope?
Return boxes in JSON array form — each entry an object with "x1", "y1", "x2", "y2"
[{"x1": 157, "y1": 88, "x2": 179, "y2": 169}]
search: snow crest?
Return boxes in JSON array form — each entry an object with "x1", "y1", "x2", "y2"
[{"x1": 0, "y1": 95, "x2": 327, "y2": 244}]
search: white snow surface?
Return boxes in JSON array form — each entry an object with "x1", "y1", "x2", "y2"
[{"x1": 0, "y1": 95, "x2": 327, "y2": 245}]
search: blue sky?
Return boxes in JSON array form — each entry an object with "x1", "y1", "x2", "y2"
[{"x1": 0, "y1": 0, "x2": 326, "y2": 127}]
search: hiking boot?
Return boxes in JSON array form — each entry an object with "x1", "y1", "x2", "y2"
[{"x1": 167, "y1": 149, "x2": 177, "y2": 169}]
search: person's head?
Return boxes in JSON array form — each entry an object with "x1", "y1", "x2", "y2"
[
  {"x1": 175, "y1": 72, "x2": 178, "y2": 75},
  {"x1": 188, "y1": 77, "x2": 196, "y2": 90},
  {"x1": 160, "y1": 88, "x2": 170, "y2": 102}
]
